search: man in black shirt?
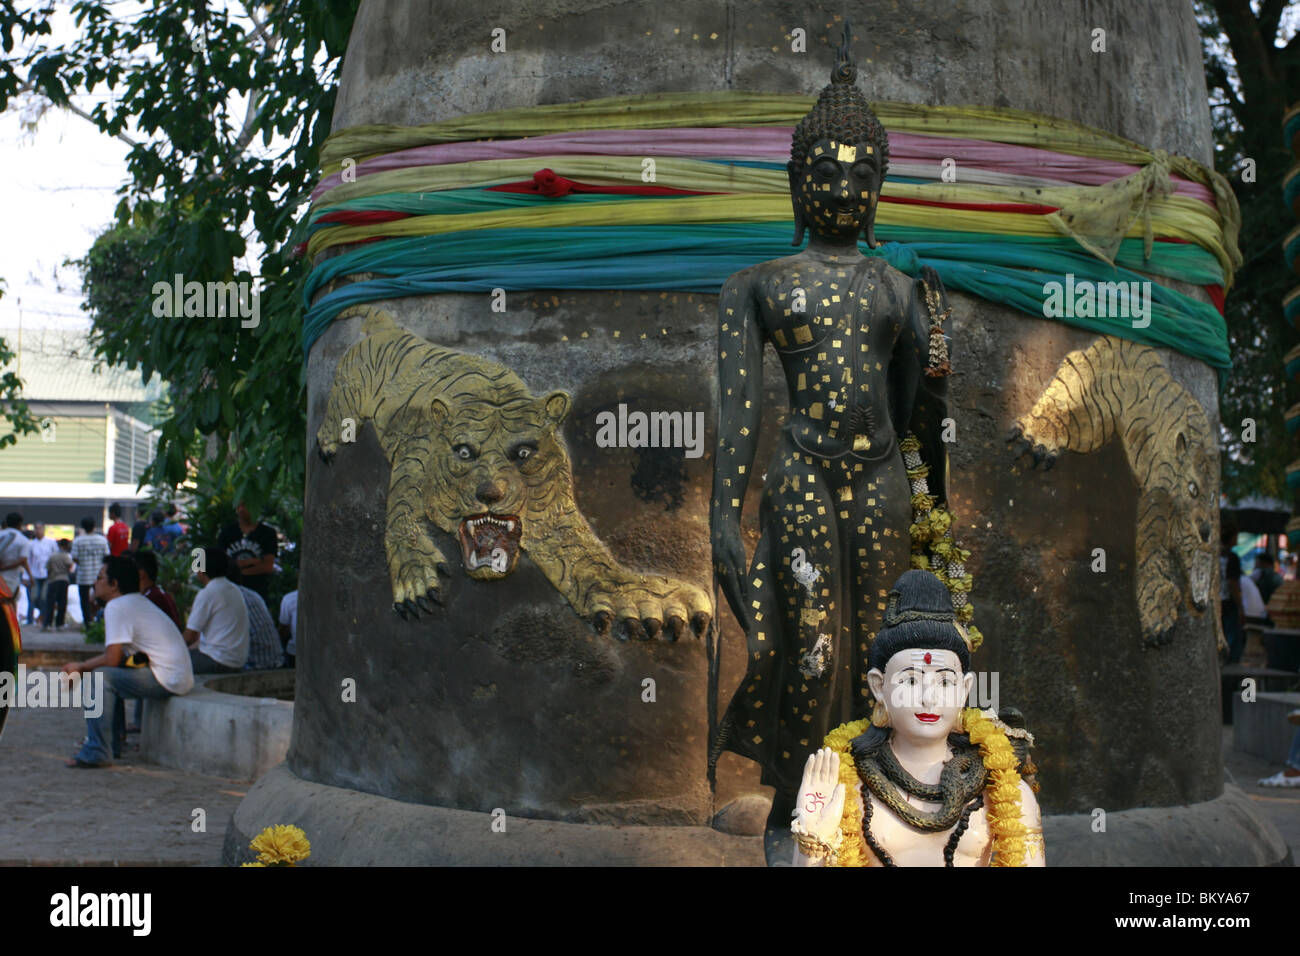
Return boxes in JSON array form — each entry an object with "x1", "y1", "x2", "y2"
[
  {"x1": 1254, "y1": 552, "x2": 1283, "y2": 606},
  {"x1": 217, "y1": 502, "x2": 277, "y2": 599}
]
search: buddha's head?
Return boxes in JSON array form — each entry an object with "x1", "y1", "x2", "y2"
[
  {"x1": 788, "y1": 24, "x2": 890, "y2": 249},
  {"x1": 865, "y1": 570, "x2": 974, "y2": 743}
]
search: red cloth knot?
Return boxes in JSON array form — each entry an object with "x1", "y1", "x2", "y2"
[{"x1": 533, "y1": 168, "x2": 575, "y2": 197}]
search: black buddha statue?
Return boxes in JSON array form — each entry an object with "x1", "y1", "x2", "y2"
[{"x1": 709, "y1": 25, "x2": 953, "y2": 862}]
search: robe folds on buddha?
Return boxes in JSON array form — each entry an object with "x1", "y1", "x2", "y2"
[{"x1": 712, "y1": 254, "x2": 950, "y2": 800}]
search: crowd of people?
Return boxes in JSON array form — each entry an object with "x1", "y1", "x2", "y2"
[
  {"x1": 0, "y1": 502, "x2": 299, "y2": 769},
  {"x1": 1220, "y1": 528, "x2": 1295, "y2": 663},
  {"x1": 1219, "y1": 524, "x2": 1300, "y2": 790}
]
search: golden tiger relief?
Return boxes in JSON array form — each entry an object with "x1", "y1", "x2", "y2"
[
  {"x1": 1009, "y1": 334, "x2": 1219, "y2": 648},
  {"x1": 316, "y1": 308, "x2": 711, "y2": 640}
]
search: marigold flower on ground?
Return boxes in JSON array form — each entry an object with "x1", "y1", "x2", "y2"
[{"x1": 249, "y1": 824, "x2": 312, "y2": 866}]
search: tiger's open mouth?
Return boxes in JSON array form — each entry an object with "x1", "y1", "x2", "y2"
[{"x1": 458, "y1": 513, "x2": 522, "y2": 577}]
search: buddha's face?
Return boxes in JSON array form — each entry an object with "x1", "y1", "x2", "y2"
[
  {"x1": 793, "y1": 138, "x2": 880, "y2": 240},
  {"x1": 868, "y1": 647, "x2": 974, "y2": 743}
]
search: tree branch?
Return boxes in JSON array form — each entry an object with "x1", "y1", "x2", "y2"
[
  {"x1": 231, "y1": 90, "x2": 264, "y2": 153},
  {"x1": 1259, "y1": 0, "x2": 1287, "y2": 46},
  {"x1": 245, "y1": 3, "x2": 273, "y2": 49},
  {"x1": 1203, "y1": 55, "x2": 1244, "y2": 118},
  {"x1": 1211, "y1": 0, "x2": 1277, "y2": 88},
  {"x1": 226, "y1": 3, "x2": 289, "y2": 165},
  {"x1": 15, "y1": 80, "x2": 140, "y2": 149}
]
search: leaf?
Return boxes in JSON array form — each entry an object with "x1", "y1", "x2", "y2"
[{"x1": 201, "y1": 389, "x2": 220, "y2": 429}]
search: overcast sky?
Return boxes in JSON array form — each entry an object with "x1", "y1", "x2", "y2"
[{"x1": 0, "y1": 89, "x2": 130, "y2": 332}]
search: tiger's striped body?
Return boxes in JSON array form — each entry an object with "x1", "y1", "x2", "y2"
[
  {"x1": 1012, "y1": 335, "x2": 1218, "y2": 647},
  {"x1": 316, "y1": 307, "x2": 711, "y2": 638}
]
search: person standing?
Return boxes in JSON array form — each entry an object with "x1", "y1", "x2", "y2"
[
  {"x1": 43, "y1": 539, "x2": 73, "y2": 631},
  {"x1": 1253, "y1": 553, "x2": 1284, "y2": 606},
  {"x1": 182, "y1": 547, "x2": 249, "y2": 674},
  {"x1": 25, "y1": 523, "x2": 57, "y2": 627},
  {"x1": 60, "y1": 555, "x2": 194, "y2": 768},
  {"x1": 129, "y1": 516, "x2": 147, "y2": 552},
  {"x1": 1221, "y1": 524, "x2": 1245, "y2": 664},
  {"x1": 0, "y1": 513, "x2": 30, "y2": 616},
  {"x1": 106, "y1": 503, "x2": 130, "y2": 556},
  {"x1": 143, "y1": 510, "x2": 179, "y2": 555},
  {"x1": 217, "y1": 502, "x2": 277, "y2": 599},
  {"x1": 162, "y1": 511, "x2": 185, "y2": 547},
  {"x1": 18, "y1": 540, "x2": 32, "y2": 627},
  {"x1": 70, "y1": 517, "x2": 111, "y2": 629}
]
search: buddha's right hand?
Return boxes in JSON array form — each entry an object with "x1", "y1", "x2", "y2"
[
  {"x1": 793, "y1": 748, "x2": 847, "y2": 846},
  {"x1": 711, "y1": 527, "x2": 751, "y2": 632}
]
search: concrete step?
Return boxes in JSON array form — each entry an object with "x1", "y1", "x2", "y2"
[{"x1": 20, "y1": 649, "x2": 100, "y2": 667}]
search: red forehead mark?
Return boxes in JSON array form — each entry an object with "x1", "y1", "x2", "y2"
[{"x1": 924, "y1": 652, "x2": 932, "y2": 665}]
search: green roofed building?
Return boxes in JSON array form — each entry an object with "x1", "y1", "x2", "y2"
[{"x1": 0, "y1": 327, "x2": 164, "y2": 527}]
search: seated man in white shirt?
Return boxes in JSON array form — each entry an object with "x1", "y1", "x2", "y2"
[
  {"x1": 61, "y1": 555, "x2": 195, "y2": 768},
  {"x1": 183, "y1": 547, "x2": 250, "y2": 673},
  {"x1": 278, "y1": 589, "x2": 298, "y2": 667},
  {"x1": 238, "y1": 584, "x2": 282, "y2": 670},
  {"x1": 1240, "y1": 572, "x2": 1269, "y2": 625}
]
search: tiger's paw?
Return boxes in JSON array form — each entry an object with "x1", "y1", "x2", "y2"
[
  {"x1": 1139, "y1": 582, "x2": 1180, "y2": 647},
  {"x1": 388, "y1": 542, "x2": 450, "y2": 621},
  {"x1": 1007, "y1": 418, "x2": 1060, "y2": 471},
  {"x1": 587, "y1": 577, "x2": 712, "y2": 641},
  {"x1": 316, "y1": 436, "x2": 338, "y2": 465}
]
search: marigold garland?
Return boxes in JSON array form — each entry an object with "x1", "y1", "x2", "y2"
[
  {"x1": 824, "y1": 718, "x2": 873, "y2": 867},
  {"x1": 901, "y1": 434, "x2": 983, "y2": 650},
  {"x1": 962, "y1": 708, "x2": 1027, "y2": 866},
  {"x1": 822, "y1": 712, "x2": 1027, "y2": 867}
]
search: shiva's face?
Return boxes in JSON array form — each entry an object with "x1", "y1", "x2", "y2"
[
  {"x1": 793, "y1": 138, "x2": 880, "y2": 240},
  {"x1": 868, "y1": 648, "x2": 974, "y2": 743}
]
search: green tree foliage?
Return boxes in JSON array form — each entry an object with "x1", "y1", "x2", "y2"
[
  {"x1": 0, "y1": 1, "x2": 49, "y2": 100},
  {"x1": 1, "y1": 0, "x2": 360, "y2": 514},
  {"x1": 1196, "y1": 0, "x2": 1300, "y2": 501}
]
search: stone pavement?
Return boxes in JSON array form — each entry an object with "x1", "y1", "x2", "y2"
[
  {"x1": 1222, "y1": 726, "x2": 1300, "y2": 864},
  {"x1": 0, "y1": 680, "x2": 245, "y2": 866}
]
